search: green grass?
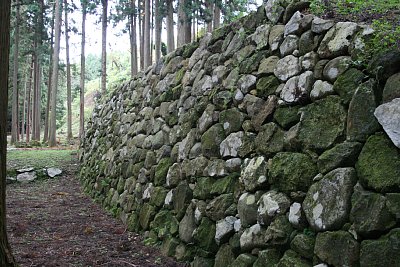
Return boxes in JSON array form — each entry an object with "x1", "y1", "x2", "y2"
[{"x1": 7, "y1": 149, "x2": 78, "y2": 170}]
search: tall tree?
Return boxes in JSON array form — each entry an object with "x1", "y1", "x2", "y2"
[
  {"x1": 143, "y1": 0, "x2": 151, "y2": 68},
  {"x1": 213, "y1": 1, "x2": 220, "y2": 29},
  {"x1": 26, "y1": 59, "x2": 33, "y2": 143},
  {"x1": 177, "y1": 0, "x2": 191, "y2": 46},
  {"x1": 0, "y1": 0, "x2": 18, "y2": 264},
  {"x1": 130, "y1": 0, "x2": 138, "y2": 77},
  {"x1": 49, "y1": 0, "x2": 62, "y2": 147},
  {"x1": 101, "y1": 0, "x2": 108, "y2": 95},
  {"x1": 43, "y1": 0, "x2": 56, "y2": 142},
  {"x1": 154, "y1": 0, "x2": 162, "y2": 62},
  {"x1": 80, "y1": 1, "x2": 87, "y2": 139},
  {"x1": 166, "y1": 0, "x2": 175, "y2": 53},
  {"x1": 65, "y1": 0, "x2": 73, "y2": 140},
  {"x1": 11, "y1": 0, "x2": 21, "y2": 144}
]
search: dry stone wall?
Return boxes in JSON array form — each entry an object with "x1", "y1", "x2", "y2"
[{"x1": 80, "y1": 1, "x2": 400, "y2": 266}]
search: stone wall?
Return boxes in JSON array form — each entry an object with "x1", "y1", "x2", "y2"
[{"x1": 80, "y1": 1, "x2": 400, "y2": 266}]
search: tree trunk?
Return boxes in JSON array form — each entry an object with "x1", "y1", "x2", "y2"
[
  {"x1": 43, "y1": 1, "x2": 56, "y2": 142},
  {"x1": 0, "y1": 0, "x2": 19, "y2": 265},
  {"x1": 34, "y1": 0, "x2": 44, "y2": 141},
  {"x1": 206, "y1": 0, "x2": 213, "y2": 33},
  {"x1": 26, "y1": 59, "x2": 33, "y2": 143},
  {"x1": 213, "y1": 3, "x2": 220, "y2": 29},
  {"x1": 130, "y1": 0, "x2": 138, "y2": 77},
  {"x1": 143, "y1": 0, "x2": 151, "y2": 68},
  {"x1": 21, "y1": 58, "x2": 31, "y2": 142},
  {"x1": 166, "y1": 0, "x2": 174, "y2": 53},
  {"x1": 139, "y1": 2, "x2": 144, "y2": 70},
  {"x1": 184, "y1": 10, "x2": 191, "y2": 44},
  {"x1": 64, "y1": 0, "x2": 72, "y2": 140},
  {"x1": 177, "y1": 0, "x2": 185, "y2": 47},
  {"x1": 154, "y1": 0, "x2": 162, "y2": 62},
  {"x1": 49, "y1": 0, "x2": 62, "y2": 147},
  {"x1": 101, "y1": 0, "x2": 108, "y2": 95},
  {"x1": 79, "y1": 3, "x2": 86, "y2": 139},
  {"x1": 11, "y1": 0, "x2": 20, "y2": 144}
]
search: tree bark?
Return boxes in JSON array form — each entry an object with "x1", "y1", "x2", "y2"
[
  {"x1": 139, "y1": 2, "x2": 144, "y2": 70},
  {"x1": 177, "y1": 0, "x2": 185, "y2": 47},
  {"x1": 0, "y1": 0, "x2": 19, "y2": 264},
  {"x1": 44, "y1": 0, "x2": 56, "y2": 142},
  {"x1": 65, "y1": 0, "x2": 72, "y2": 140},
  {"x1": 79, "y1": 3, "x2": 86, "y2": 139},
  {"x1": 21, "y1": 58, "x2": 31, "y2": 142},
  {"x1": 49, "y1": 0, "x2": 62, "y2": 147},
  {"x1": 130, "y1": 0, "x2": 138, "y2": 77},
  {"x1": 166, "y1": 0, "x2": 175, "y2": 53},
  {"x1": 143, "y1": 0, "x2": 151, "y2": 68},
  {"x1": 26, "y1": 59, "x2": 33, "y2": 143},
  {"x1": 206, "y1": 0, "x2": 213, "y2": 33},
  {"x1": 11, "y1": 0, "x2": 20, "y2": 144},
  {"x1": 154, "y1": 0, "x2": 162, "y2": 62},
  {"x1": 213, "y1": 3, "x2": 220, "y2": 29},
  {"x1": 101, "y1": 0, "x2": 108, "y2": 95}
]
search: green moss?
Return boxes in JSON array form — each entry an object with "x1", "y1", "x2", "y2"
[
  {"x1": 194, "y1": 177, "x2": 215, "y2": 200},
  {"x1": 256, "y1": 76, "x2": 280, "y2": 98},
  {"x1": 273, "y1": 106, "x2": 301, "y2": 130},
  {"x1": 201, "y1": 124, "x2": 226, "y2": 158},
  {"x1": 154, "y1": 158, "x2": 173, "y2": 186},
  {"x1": 193, "y1": 218, "x2": 218, "y2": 252},
  {"x1": 210, "y1": 173, "x2": 239, "y2": 195}
]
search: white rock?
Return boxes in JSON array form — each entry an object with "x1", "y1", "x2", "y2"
[
  {"x1": 17, "y1": 167, "x2": 34, "y2": 173},
  {"x1": 311, "y1": 17, "x2": 335, "y2": 33},
  {"x1": 374, "y1": 98, "x2": 400, "y2": 148},
  {"x1": 288, "y1": 202, "x2": 303, "y2": 227},
  {"x1": 47, "y1": 168, "x2": 62, "y2": 178},
  {"x1": 16, "y1": 172, "x2": 37, "y2": 183},
  {"x1": 310, "y1": 80, "x2": 334, "y2": 101},
  {"x1": 215, "y1": 216, "x2": 236, "y2": 244},
  {"x1": 274, "y1": 55, "x2": 301, "y2": 82},
  {"x1": 220, "y1": 132, "x2": 244, "y2": 158}
]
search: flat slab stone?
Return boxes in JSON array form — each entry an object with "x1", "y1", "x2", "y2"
[
  {"x1": 47, "y1": 168, "x2": 62, "y2": 178},
  {"x1": 17, "y1": 167, "x2": 34, "y2": 173},
  {"x1": 17, "y1": 172, "x2": 37, "y2": 183},
  {"x1": 374, "y1": 98, "x2": 400, "y2": 148}
]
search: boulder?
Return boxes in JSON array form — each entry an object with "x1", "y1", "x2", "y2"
[
  {"x1": 240, "y1": 157, "x2": 268, "y2": 192},
  {"x1": 257, "y1": 190, "x2": 291, "y2": 226},
  {"x1": 47, "y1": 168, "x2": 62, "y2": 178},
  {"x1": 383, "y1": 73, "x2": 400, "y2": 103},
  {"x1": 322, "y1": 56, "x2": 351, "y2": 82},
  {"x1": 16, "y1": 171, "x2": 37, "y2": 183},
  {"x1": 215, "y1": 216, "x2": 236, "y2": 245},
  {"x1": 274, "y1": 55, "x2": 301, "y2": 82},
  {"x1": 237, "y1": 193, "x2": 258, "y2": 227},
  {"x1": 310, "y1": 80, "x2": 334, "y2": 101},
  {"x1": 284, "y1": 11, "x2": 313, "y2": 37},
  {"x1": 332, "y1": 68, "x2": 365, "y2": 105},
  {"x1": 220, "y1": 132, "x2": 244, "y2": 158},
  {"x1": 374, "y1": 98, "x2": 400, "y2": 148}
]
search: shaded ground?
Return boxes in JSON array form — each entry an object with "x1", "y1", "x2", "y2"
[{"x1": 6, "y1": 151, "x2": 186, "y2": 267}]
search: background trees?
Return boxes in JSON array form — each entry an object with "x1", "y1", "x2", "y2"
[{"x1": 8, "y1": 0, "x2": 257, "y2": 147}]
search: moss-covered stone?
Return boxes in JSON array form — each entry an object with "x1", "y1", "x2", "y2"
[
  {"x1": 290, "y1": 234, "x2": 315, "y2": 259},
  {"x1": 154, "y1": 158, "x2": 173, "y2": 186},
  {"x1": 192, "y1": 256, "x2": 214, "y2": 267},
  {"x1": 139, "y1": 203, "x2": 157, "y2": 230},
  {"x1": 297, "y1": 96, "x2": 346, "y2": 153},
  {"x1": 182, "y1": 42, "x2": 199, "y2": 58},
  {"x1": 315, "y1": 231, "x2": 359, "y2": 267},
  {"x1": 317, "y1": 141, "x2": 363, "y2": 174},
  {"x1": 127, "y1": 212, "x2": 140, "y2": 232},
  {"x1": 193, "y1": 217, "x2": 218, "y2": 252},
  {"x1": 151, "y1": 210, "x2": 179, "y2": 239},
  {"x1": 253, "y1": 249, "x2": 281, "y2": 267},
  {"x1": 175, "y1": 243, "x2": 197, "y2": 262},
  {"x1": 255, "y1": 123, "x2": 284, "y2": 156},
  {"x1": 273, "y1": 105, "x2": 301, "y2": 130},
  {"x1": 194, "y1": 177, "x2": 215, "y2": 200},
  {"x1": 206, "y1": 194, "x2": 234, "y2": 221},
  {"x1": 173, "y1": 181, "x2": 193, "y2": 220},
  {"x1": 210, "y1": 173, "x2": 239, "y2": 195},
  {"x1": 367, "y1": 50, "x2": 400, "y2": 83},
  {"x1": 161, "y1": 237, "x2": 180, "y2": 257},
  {"x1": 275, "y1": 250, "x2": 312, "y2": 267},
  {"x1": 230, "y1": 253, "x2": 257, "y2": 267},
  {"x1": 356, "y1": 133, "x2": 400, "y2": 193},
  {"x1": 239, "y1": 51, "x2": 266, "y2": 74},
  {"x1": 332, "y1": 68, "x2": 365, "y2": 105},
  {"x1": 256, "y1": 76, "x2": 280, "y2": 98},
  {"x1": 219, "y1": 108, "x2": 246, "y2": 135},
  {"x1": 149, "y1": 187, "x2": 168, "y2": 207},
  {"x1": 360, "y1": 228, "x2": 400, "y2": 267},
  {"x1": 201, "y1": 124, "x2": 226, "y2": 158},
  {"x1": 214, "y1": 244, "x2": 236, "y2": 267},
  {"x1": 269, "y1": 152, "x2": 318, "y2": 193},
  {"x1": 386, "y1": 193, "x2": 400, "y2": 221}
]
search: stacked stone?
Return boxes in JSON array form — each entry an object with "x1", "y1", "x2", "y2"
[{"x1": 80, "y1": 0, "x2": 400, "y2": 266}]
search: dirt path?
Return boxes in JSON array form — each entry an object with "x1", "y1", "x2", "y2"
[{"x1": 6, "y1": 163, "x2": 186, "y2": 267}]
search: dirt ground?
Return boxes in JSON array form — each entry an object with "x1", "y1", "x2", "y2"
[{"x1": 6, "y1": 161, "x2": 187, "y2": 267}]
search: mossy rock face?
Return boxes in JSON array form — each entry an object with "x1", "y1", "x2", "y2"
[
  {"x1": 214, "y1": 244, "x2": 236, "y2": 267},
  {"x1": 317, "y1": 141, "x2": 363, "y2": 174},
  {"x1": 192, "y1": 256, "x2": 214, "y2": 267},
  {"x1": 219, "y1": 108, "x2": 246, "y2": 135},
  {"x1": 275, "y1": 250, "x2": 312, "y2": 267},
  {"x1": 210, "y1": 173, "x2": 239, "y2": 195},
  {"x1": 333, "y1": 68, "x2": 365, "y2": 105},
  {"x1": 173, "y1": 182, "x2": 193, "y2": 219},
  {"x1": 193, "y1": 217, "x2": 218, "y2": 253},
  {"x1": 194, "y1": 177, "x2": 215, "y2": 200},
  {"x1": 269, "y1": 152, "x2": 318, "y2": 193},
  {"x1": 256, "y1": 76, "x2": 280, "y2": 98},
  {"x1": 356, "y1": 133, "x2": 400, "y2": 193},
  {"x1": 149, "y1": 187, "x2": 168, "y2": 207},
  {"x1": 182, "y1": 42, "x2": 200, "y2": 58},
  {"x1": 253, "y1": 249, "x2": 281, "y2": 267},
  {"x1": 205, "y1": 194, "x2": 234, "y2": 221},
  {"x1": 161, "y1": 237, "x2": 180, "y2": 257},
  {"x1": 386, "y1": 193, "x2": 400, "y2": 221},
  {"x1": 297, "y1": 96, "x2": 347, "y2": 153},
  {"x1": 201, "y1": 124, "x2": 226, "y2": 158},
  {"x1": 154, "y1": 158, "x2": 174, "y2": 186},
  {"x1": 360, "y1": 228, "x2": 400, "y2": 267},
  {"x1": 139, "y1": 203, "x2": 157, "y2": 230},
  {"x1": 315, "y1": 231, "x2": 360, "y2": 267},
  {"x1": 151, "y1": 210, "x2": 179, "y2": 239},
  {"x1": 273, "y1": 105, "x2": 301, "y2": 130},
  {"x1": 175, "y1": 243, "x2": 197, "y2": 262},
  {"x1": 383, "y1": 73, "x2": 400, "y2": 103},
  {"x1": 127, "y1": 213, "x2": 140, "y2": 232},
  {"x1": 367, "y1": 50, "x2": 400, "y2": 83},
  {"x1": 231, "y1": 253, "x2": 257, "y2": 267},
  {"x1": 290, "y1": 234, "x2": 315, "y2": 260},
  {"x1": 255, "y1": 123, "x2": 284, "y2": 156}
]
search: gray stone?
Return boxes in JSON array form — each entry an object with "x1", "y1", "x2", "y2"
[
  {"x1": 240, "y1": 224, "x2": 266, "y2": 251},
  {"x1": 284, "y1": 11, "x2": 313, "y2": 37},
  {"x1": 265, "y1": 0, "x2": 284, "y2": 24},
  {"x1": 274, "y1": 55, "x2": 301, "y2": 82},
  {"x1": 257, "y1": 190, "x2": 290, "y2": 226},
  {"x1": 300, "y1": 51, "x2": 319, "y2": 70},
  {"x1": 237, "y1": 193, "x2": 258, "y2": 227},
  {"x1": 238, "y1": 75, "x2": 257, "y2": 94},
  {"x1": 250, "y1": 24, "x2": 272, "y2": 50},
  {"x1": 240, "y1": 157, "x2": 268, "y2": 192},
  {"x1": 374, "y1": 98, "x2": 400, "y2": 148},
  {"x1": 215, "y1": 216, "x2": 236, "y2": 245},
  {"x1": 311, "y1": 17, "x2": 335, "y2": 33},
  {"x1": 323, "y1": 56, "x2": 351, "y2": 82},
  {"x1": 179, "y1": 204, "x2": 197, "y2": 243},
  {"x1": 220, "y1": 132, "x2": 244, "y2": 158},
  {"x1": 310, "y1": 80, "x2": 334, "y2": 101},
  {"x1": 303, "y1": 168, "x2": 357, "y2": 231},
  {"x1": 17, "y1": 167, "x2": 34, "y2": 173},
  {"x1": 383, "y1": 73, "x2": 400, "y2": 103},
  {"x1": 288, "y1": 202, "x2": 306, "y2": 229},
  {"x1": 47, "y1": 168, "x2": 62, "y2": 178},
  {"x1": 243, "y1": 94, "x2": 265, "y2": 119},
  {"x1": 198, "y1": 104, "x2": 216, "y2": 134},
  {"x1": 280, "y1": 35, "x2": 299, "y2": 57},
  {"x1": 206, "y1": 194, "x2": 234, "y2": 221},
  {"x1": 16, "y1": 171, "x2": 37, "y2": 183},
  {"x1": 318, "y1": 22, "x2": 359, "y2": 58},
  {"x1": 201, "y1": 124, "x2": 225, "y2": 158},
  {"x1": 269, "y1": 25, "x2": 285, "y2": 52},
  {"x1": 258, "y1": 56, "x2": 280, "y2": 75}
]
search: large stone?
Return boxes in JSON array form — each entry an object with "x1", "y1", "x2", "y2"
[
  {"x1": 173, "y1": 182, "x2": 193, "y2": 218},
  {"x1": 303, "y1": 168, "x2": 357, "y2": 231},
  {"x1": 252, "y1": 96, "x2": 278, "y2": 131},
  {"x1": 386, "y1": 193, "x2": 400, "y2": 221},
  {"x1": 151, "y1": 210, "x2": 179, "y2": 239},
  {"x1": 265, "y1": 0, "x2": 284, "y2": 24},
  {"x1": 273, "y1": 105, "x2": 300, "y2": 130},
  {"x1": 231, "y1": 253, "x2": 257, "y2": 267},
  {"x1": 47, "y1": 168, "x2": 62, "y2": 178},
  {"x1": 238, "y1": 75, "x2": 257, "y2": 94},
  {"x1": 317, "y1": 141, "x2": 363, "y2": 174},
  {"x1": 214, "y1": 244, "x2": 236, "y2": 267},
  {"x1": 315, "y1": 231, "x2": 360, "y2": 267},
  {"x1": 201, "y1": 124, "x2": 225, "y2": 158},
  {"x1": 269, "y1": 152, "x2": 317, "y2": 193},
  {"x1": 256, "y1": 76, "x2": 280, "y2": 98},
  {"x1": 274, "y1": 55, "x2": 301, "y2": 82},
  {"x1": 243, "y1": 94, "x2": 265, "y2": 119},
  {"x1": 269, "y1": 25, "x2": 285, "y2": 51},
  {"x1": 323, "y1": 56, "x2": 351, "y2": 83},
  {"x1": 275, "y1": 250, "x2": 312, "y2": 267},
  {"x1": 219, "y1": 108, "x2": 245, "y2": 135},
  {"x1": 139, "y1": 203, "x2": 156, "y2": 230},
  {"x1": 257, "y1": 190, "x2": 290, "y2": 226},
  {"x1": 16, "y1": 171, "x2": 37, "y2": 183},
  {"x1": 383, "y1": 73, "x2": 400, "y2": 102},
  {"x1": 284, "y1": 11, "x2": 313, "y2": 37},
  {"x1": 368, "y1": 50, "x2": 400, "y2": 83},
  {"x1": 206, "y1": 194, "x2": 234, "y2": 221},
  {"x1": 281, "y1": 71, "x2": 313, "y2": 104},
  {"x1": 297, "y1": 96, "x2": 347, "y2": 152},
  {"x1": 240, "y1": 224, "x2": 267, "y2": 251},
  {"x1": 290, "y1": 233, "x2": 315, "y2": 259},
  {"x1": 288, "y1": 202, "x2": 307, "y2": 229},
  {"x1": 154, "y1": 158, "x2": 173, "y2": 186},
  {"x1": 310, "y1": 80, "x2": 334, "y2": 101},
  {"x1": 255, "y1": 123, "x2": 284, "y2": 156},
  {"x1": 253, "y1": 249, "x2": 281, "y2": 267},
  {"x1": 360, "y1": 229, "x2": 400, "y2": 267},
  {"x1": 350, "y1": 183, "x2": 396, "y2": 237},
  {"x1": 258, "y1": 56, "x2": 280, "y2": 75},
  {"x1": 311, "y1": 17, "x2": 334, "y2": 33},
  {"x1": 250, "y1": 24, "x2": 271, "y2": 50},
  {"x1": 215, "y1": 216, "x2": 236, "y2": 245},
  {"x1": 193, "y1": 217, "x2": 217, "y2": 252},
  {"x1": 264, "y1": 215, "x2": 293, "y2": 247},
  {"x1": 317, "y1": 22, "x2": 359, "y2": 58},
  {"x1": 237, "y1": 193, "x2": 258, "y2": 227},
  {"x1": 374, "y1": 98, "x2": 400, "y2": 148},
  {"x1": 240, "y1": 157, "x2": 268, "y2": 192},
  {"x1": 356, "y1": 133, "x2": 400, "y2": 193},
  {"x1": 220, "y1": 132, "x2": 244, "y2": 158},
  {"x1": 333, "y1": 68, "x2": 365, "y2": 105},
  {"x1": 299, "y1": 30, "x2": 321, "y2": 56},
  {"x1": 280, "y1": 35, "x2": 299, "y2": 57}
]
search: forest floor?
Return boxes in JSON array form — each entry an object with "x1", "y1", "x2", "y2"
[{"x1": 6, "y1": 149, "x2": 187, "y2": 267}]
